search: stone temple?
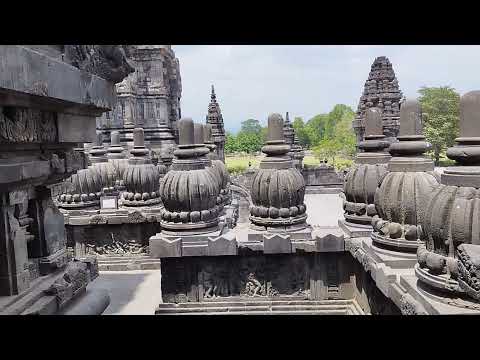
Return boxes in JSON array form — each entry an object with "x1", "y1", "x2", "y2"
[
  {"x1": 2, "y1": 45, "x2": 480, "y2": 315},
  {"x1": 352, "y1": 56, "x2": 403, "y2": 145}
]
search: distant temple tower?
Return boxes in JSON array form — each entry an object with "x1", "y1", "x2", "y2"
[
  {"x1": 352, "y1": 56, "x2": 403, "y2": 146},
  {"x1": 206, "y1": 85, "x2": 226, "y2": 162},
  {"x1": 97, "y1": 45, "x2": 182, "y2": 155}
]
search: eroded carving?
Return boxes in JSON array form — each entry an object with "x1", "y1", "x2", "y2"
[
  {"x1": 64, "y1": 45, "x2": 134, "y2": 84},
  {"x1": 0, "y1": 107, "x2": 57, "y2": 143}
]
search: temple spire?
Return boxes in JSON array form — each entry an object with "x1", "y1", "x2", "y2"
[{"x1": 211, "y1": 84, "x2": 216, "y2": 101}]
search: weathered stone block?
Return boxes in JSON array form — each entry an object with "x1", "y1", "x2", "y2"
[
  {"x1": 263, "y1": 233, "x2": 292, "y2": 254},
  {"x1": 149, "y1": 236, "x2": 182, "y2": 258},
  {"x1": 57, "y1": 114, "x2": 96, "y2": 143},
  {"x1": 207, "y1": 232, "x2": 237, "y2": 256},
  {"x1": 313, "y1": 228, "x2": 345, "y2": 252}
]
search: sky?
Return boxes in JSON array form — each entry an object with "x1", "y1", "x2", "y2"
[{"x1": 173, "y1": 45, "x2": 480, "y2": 133}]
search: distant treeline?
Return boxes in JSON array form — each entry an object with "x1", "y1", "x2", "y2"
[{"x1": 225, "y1": 86, "x2": 461, "y2": 166}]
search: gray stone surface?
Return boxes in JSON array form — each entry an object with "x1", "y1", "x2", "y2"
[
  {"x1": 0, "y1": 45, "x2": 129, "y2": 314},
  {"x1": 87, "y1": 270, "x2": 162, "y2": 315},
  {"x1": 97, "y1": 45, "x2": 181, "y2": 152}
]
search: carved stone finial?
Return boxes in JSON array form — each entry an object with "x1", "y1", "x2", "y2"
[
  {"x1": 107, "y1": 131, "x2": 126, "y2": 160},
  {"x1": 387, "y1": 99, "x2": 433, "y2": 172},
  {"x1": 343, "y1": 107, "x2": 391, "y2": 229},
  {"x1": 446, "y1": 91, "x2": 480, "y2": 166},
  {"x1": 267, "y1": 113, "x2": 285, "y2": 143},
  {"x1": 371, "y1": 98, "x2": 438, "y2": 252},
  {"x1": 211, "y1": 85, "x2": 216, "y2": 101},
  {"x1": 193, "y1": 123, "x2": 205, "y2": 146},
  {"x1": 356, "y1": 108, "x2": 390, "y2": 163},
  {"x1": 250, "y1": 113, "x2": 307, "y2": 230},
  {"x1": 159, "y1": 119, "x2": 221, "y2": 233},
  {"x1": 364, "y1": 108, "x2": 383, "y2": 137},
  {"x1": 178, "y1": 118, "x2": 194, "y2": 146},
  {"x1": 89, "y1": 131, "x2": 108, "y2": 163},
  {"x1": 121, "y1": 128, "x2": 161, "y2": 206}
]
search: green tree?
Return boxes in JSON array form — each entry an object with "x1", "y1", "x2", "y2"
[
  {"x1": 225, "y1": 132, "x2": 238, "y2": 154},
  {"x1": 292, "y1": 117, "x2": 311, "y2": 148},
  {"x1": 418, "y1": 86, "x2": 460, "y2": 165},
  {"x1": 236, "y1": 131, "x2": 263, "y2": 153},
  {"x1": 305, "y1": 114, "x2": 329, "y2": 147},
  {"x1": 241, "y1": 118, "x2": 262, "y2": 134},
  {"x1": 313, "y1": 138, "x2": 343, "y2": 165}
]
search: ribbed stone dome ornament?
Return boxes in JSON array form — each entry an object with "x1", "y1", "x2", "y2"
[
  {"x1": 89, "y1": 132, "x2": 117, "y2": 195},
  {"x1": 121, "y1": 128, "x2": 162, "y2": 206},
  {"x1": 158, "y1": 118, "x2": 221, "y2": 234},
  {"x1": 416, "y1": 91, "x2": 480, "y2": 303},
  {"x1": 203, "y1": 123, "x2": 231, "y2": 207},
  {"x1": 371, "y1": 99, "x2": 439, "y2": 252},
  {"x1": 249, "y1": 113, "x2": 307, "y2": 231},
  {"x1": 340, "y1": 107, "x2": 391, "y2": 237},
  {"x1": 57, "y1": 132, "x2": 115, "y2": 209},
  {"x1": 149, "y1": 118, "x2": 237, "y2": 259}
]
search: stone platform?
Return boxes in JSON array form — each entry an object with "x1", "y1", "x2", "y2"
[{"x1": 338, "y1": 219, "x2": 373, "y2": 238}]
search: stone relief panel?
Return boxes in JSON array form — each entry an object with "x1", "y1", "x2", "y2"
[
  {"x1": 0, "y1": 107, "x2": 57, "y2": 143},
  {"x1": 160, "y1": 254, "x2": 347, "y2": 303}
]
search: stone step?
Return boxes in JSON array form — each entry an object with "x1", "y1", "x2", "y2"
[
  {"x1": 97, "y1": 256, "x2": 160, "y2": 271},
  {"x1": 157, "y1": 304, "x2": 352, "y2": 313},
  {"x1": 157, "y1": 299, "x2": 353, "y2": 308},
  {"x1": 155, "y1": 299, "x2": 364, "y2": 315},
  {"x1": 160, "y1": 310, "x2": 351, "y2": 315}
]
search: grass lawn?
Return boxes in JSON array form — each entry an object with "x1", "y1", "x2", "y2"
[{"x1": 225, "y1": 154, "x2": 323, "y2": 174}]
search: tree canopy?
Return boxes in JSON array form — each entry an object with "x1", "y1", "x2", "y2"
[
  {"x1": 225, "y1": 105, "x2": 357, "y2": 161},
  {"x1": 418, "y1": 86, "x2": 460, "y2": 165}
]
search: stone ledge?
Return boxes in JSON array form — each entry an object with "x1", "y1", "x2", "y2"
[{"x1": 0, "y1": 46, "x2": 115, "y2": 114}]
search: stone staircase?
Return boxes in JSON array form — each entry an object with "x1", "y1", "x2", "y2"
[{"x1": 156, "y1": 297, "x2": 365, "y2": 315}]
